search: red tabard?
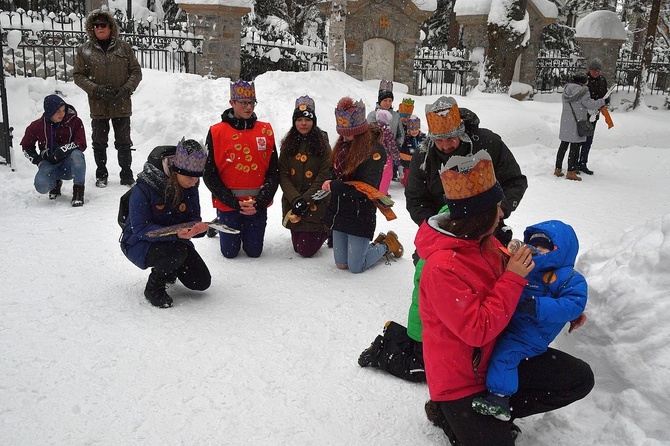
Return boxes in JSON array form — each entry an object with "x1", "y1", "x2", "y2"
[{"x1": 209, "y1": 120, "x2": 275, "y2": 211}]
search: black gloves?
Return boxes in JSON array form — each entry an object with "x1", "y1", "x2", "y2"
[
  {"x1": 516, "y1": 295, "x2": 537, "y2": 317},
  {"x1": 95, "y1": 85, "x2": 120, "y2": 102},
  {"x1": 292, "y1": 198, "x2": 309, "y2": 217},
  {"x1": 40, "y1": 142, "x2": 78, "y2": 164},
  {"x1": 113, "y1": 87, "x2": 131, "y2": 100}
]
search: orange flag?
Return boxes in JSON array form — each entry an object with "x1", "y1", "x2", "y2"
[{"x1": 601, "y1": 108, "x2": 614, "y2": 129}]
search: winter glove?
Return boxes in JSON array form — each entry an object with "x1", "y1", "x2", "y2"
[
  {"x1": 52, "y1": 142, "x2": 78, "y2": 163},
  {"x1": 113, "y1": 87, "x2": 131, "y2": 101},
  {"x1": 292, "y1": 198, "x2": 309, "y2": 217},
  {"x1": 516, "y1": 295, "x2": 537, "y2": 317},
  {"x1": 95, "y1": 86, "x2": 116, "y2": 101}
]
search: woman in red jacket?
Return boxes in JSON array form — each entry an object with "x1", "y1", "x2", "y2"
[{"x1": 416, "y1": 151, "x2": 594, "y2": 445}]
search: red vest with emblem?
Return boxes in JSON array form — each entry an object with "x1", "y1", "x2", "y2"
[{"x1": 209, "y1": 120, "x2": 275, "y2": 211}]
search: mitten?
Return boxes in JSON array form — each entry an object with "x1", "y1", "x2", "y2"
[
  {"x1": 292, "y1": 198, "x2": 309, "y2": 216},
  {"x1": 40, "y1": 148, "x2": 57, "y2": 164},
  {"x1": 516, "y1": 295, "x2": 537, "y2": 317}
]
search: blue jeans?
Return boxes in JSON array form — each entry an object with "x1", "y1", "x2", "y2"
[
  {"x1": 332, "y1": 230, "x2": 388, "y2": 273},
  {"x1": 216, "y1": 208, "x2": 268, "y2": 258},
  {"x1": 578, "y1": 120, "x2": 597, "y2": 166},
  {"x1": 34, "y1": 149, "x2": 86, "y2": 193}
]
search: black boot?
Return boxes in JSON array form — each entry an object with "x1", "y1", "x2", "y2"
[
  {"x1": 144, "y1": 271, "x2": 173, "y2": 308},
  {"x1": 118, "y1": 150, "x2": 135, "y2": 186},
  {"x1": 358, "y1": 335, "x2": 383, "y2": 367},
  {"x1": 49, "y1": 180, "x2": 63, "y2": 199},
  {"x1": 94, "y1": 148, "x2": 108, "y2": 188},
  {"x1": 71, "y1": 184, "x2": 85, "y2": 207}
]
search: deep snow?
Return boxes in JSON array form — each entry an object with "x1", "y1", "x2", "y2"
[{"x1": 1, "y1": 69, "x2": 669, "y2": 445}]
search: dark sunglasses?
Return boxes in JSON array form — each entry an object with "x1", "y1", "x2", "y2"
[{"x1": 92, "y1": 22, "x2": 109, "y2": 29}]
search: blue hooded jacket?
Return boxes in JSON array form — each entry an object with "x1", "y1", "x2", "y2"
[{"x1": 504, "y1": 220, "x2": 588, "y2": 350}]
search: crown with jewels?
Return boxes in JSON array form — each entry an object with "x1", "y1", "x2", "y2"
[
  {"x1": 295, "y1": 95, "x2": 315, "y2": 112},
  {"x1": 425, "y1": 96, "x2": 464, "y2": 139}
]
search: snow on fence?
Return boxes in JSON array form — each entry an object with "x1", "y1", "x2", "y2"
[{"x1": 1, "y1": 9, "x2": 202, "y2": 82}]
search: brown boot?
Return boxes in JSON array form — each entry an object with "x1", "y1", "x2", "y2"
[
  {"x1": 554, "y1": 168, "x2": 564, "y2": 177},
  {"x1": 566, "y1": 171, "x2": 582, "y2": 181},
  {"x1": 72, "y1": 184, "x2": 85, "y2": 207},
  {"x1": 373, "y1": 232, "x2": 386, "y2": 244},
  {"x1": 383, "y1": 231, "x2": 404, "y2": 258}
]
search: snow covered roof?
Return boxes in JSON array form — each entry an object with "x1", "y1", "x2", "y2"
[
  {"x1": 575, "y1": 10, "x2": 627, "y2": 41},
  {"x1": 454, "y1": 0, "x2": 557, "y2": 19},
  {"x1": 177, "y1": 0, "x2": 252, "y2": 6}
]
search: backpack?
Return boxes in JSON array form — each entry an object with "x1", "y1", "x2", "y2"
[
  {"x1": 118, "y1": 185, "x2": 135, "y2": 229},
  {"x1": 118, "y1": 145, "x2": 176, "y2": 229}
]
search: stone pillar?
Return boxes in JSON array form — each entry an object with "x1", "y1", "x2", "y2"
[
  {"x1": 575, "y1": 11, "x2": 627, "y2": 86},
  {"x1": 456, "y1": 14, "x2": 488, "y2": 90},
  {"x1": 86, "y1": 0, "x2": 106, "y2": 13},
  {"x1": 177, "y1": 2, "x2": 251, "y2": 79},
  {"x1": 518, "y1": 14, "x2": 555, "y2": 86}
]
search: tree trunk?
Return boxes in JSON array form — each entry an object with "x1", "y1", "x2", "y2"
[
  {"x1": 633, "y1": 0, "x2": 662, "y2": 109},
  {"x1": 484, "y1": 0, "x2": 529, "y2": 93},
  {"x1": 328, "y1": 0, "x2": 348, "y2": 72}
]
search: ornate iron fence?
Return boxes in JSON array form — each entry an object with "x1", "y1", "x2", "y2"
[
  {"x1": 240, "y1": 29, "x2": 328, "y2": 81},
  {"x1": 1, "y1": 9, "x2": 202, "y2": 82},
  {"x1": 535, "y1": 49, "x2": 586, "y2": 92},
  {"x1": 413, "y1": 47, "x2": 472, "y2": 96},
  {"x1": 615, "y1": 50, "x2": 670, "y2": 94}
]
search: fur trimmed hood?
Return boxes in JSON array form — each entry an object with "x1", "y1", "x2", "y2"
[{"x1": 84, "y1": 9, "x2": 120, "y2": 41}]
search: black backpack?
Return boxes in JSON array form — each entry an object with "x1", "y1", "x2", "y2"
[
  {"x1": 118, "y1": 186, "x2": 135, "y2": 229},
  {"x1": 118, "y1": 145, "x2": 177, "y2": 229}
]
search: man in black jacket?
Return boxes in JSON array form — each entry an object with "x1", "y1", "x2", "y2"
[
  {"x1": 405, "y1": 96, "x2": 527, "y2": 246},
  {"x1": 578, "y1": 58, "x2": 609, "y2": 175}
]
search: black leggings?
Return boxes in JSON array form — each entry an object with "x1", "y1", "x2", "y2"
[
  {"x1": 556, "y1": 141, "x2": 581, "y2": 172},
  {"x1": 145, "y1": 241, "x2": 211, "y2": 291},
  {"x1": 437, "y1": 348, "x2": 594, "y2": 446}
]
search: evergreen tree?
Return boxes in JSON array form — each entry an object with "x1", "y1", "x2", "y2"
[
  {"x1": 485, "y1": 0, "x2": 529, "y2": 93},
  {"x1": 422, "y1": 0, "x2": 455, "y2": 48}
]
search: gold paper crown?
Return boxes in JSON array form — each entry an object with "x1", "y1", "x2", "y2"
[
  {"x1": 426, "y1": 103, "x2": 462, "y2": 137},
  {"x1": 439, "y1": 152, "x2": 497, "y2": 200},
  {"x1": 398, "y1": 98, "x2": 415, "y2": 115}
]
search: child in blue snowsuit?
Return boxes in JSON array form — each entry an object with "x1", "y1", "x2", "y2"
[{"x1": 472, "y1": 220, "x2": 588, "y2": 421}]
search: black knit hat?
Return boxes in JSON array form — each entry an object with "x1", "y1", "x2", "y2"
[
  {"x1": 292, "y1": 95, "x2": 316, "y2": 127},
  {"x1": 43, "y1": 94, "x2": 66, "y2": 119}
]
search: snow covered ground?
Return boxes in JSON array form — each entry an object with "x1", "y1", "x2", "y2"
[{"x1": 1, "y1": 69, "x2": 669, "y2": 445}]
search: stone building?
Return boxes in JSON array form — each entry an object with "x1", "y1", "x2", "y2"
[{"x1": 319, "y1": 0, "x2": 435, "y2": 94}]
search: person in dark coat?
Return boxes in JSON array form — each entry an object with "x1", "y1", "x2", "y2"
[
  {"x1": 555, "y1": 73, "x2": 606, "y2": 181},
  {"x1": 279, "y1": 95, "x2": 332, "y2": 257},
  {"x1": 21, "y1": 94, "x2": 87, "y2": 206},
  {"x1": 73, "y1": 9, "x2": 142, "y2": 188},
  {"x1": 120, "y1": 139, "x2": 211, "y2": 308},
  {"x1": 472, "y1": 220, "x2": 588, "y2": 421},
  {"x1": 578, "y1": 58, "x2": 609, "y2": 175},
  {"x1": 405, "y1": 96, "x2": 527, "y2": 246},
  {"x1": 398, "y1": 114, "x2": 425, "y2": 186},
  {"x1": 321, "y1": 97, "x2": 402, "y2": 273}
]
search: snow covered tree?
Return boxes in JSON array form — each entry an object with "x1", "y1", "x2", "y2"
[
  {"x1": 421, "y1": 0, "x2": 457, "y2": 48},
  {"x1": 484, "y1": 0, "x2": 530, "y2": 93},
  {"x1": 633, "y1": 0, "x2": 662, "y2": 108}
]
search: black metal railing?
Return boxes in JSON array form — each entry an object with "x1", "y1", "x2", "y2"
[
  {"x1": 535, "y1": 49, "x2": 586, "y2": 92},
  {"x1": 413, "y1": 47, "x2": 472, "y2": 96},
  {"x1": 1, "y1": 9, "x2": 202, "y2": 81},
  {"x1": 615, "y1": 51, "x2": 670, "y2": 94},
  {"x1": 240, "y1": 29, "x2": 328, "y2": 80}
]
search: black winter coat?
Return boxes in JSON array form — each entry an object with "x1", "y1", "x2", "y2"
[
  {"x1": 325, "y1": 142, "x2": 386, "y2": 240},
  {"x1": 404, "y1": 109, "x2": 527, "y2": 225}
]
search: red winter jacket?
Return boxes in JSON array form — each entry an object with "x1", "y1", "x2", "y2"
[
  {"x1": 416, "y1": 216, "x2": 527, "y2": 401},
  {"x1": 20, "y1": 104, "x2": 87, "y2": 165}
]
